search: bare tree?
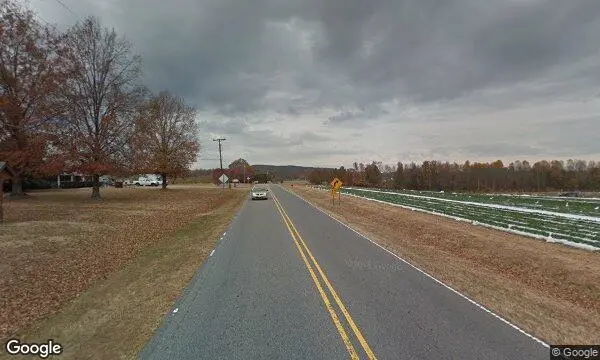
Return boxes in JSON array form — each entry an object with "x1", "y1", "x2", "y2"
[
  {"x1": 132, "y1": 91, "x2": 199, "y2": 189},
  {"x1": 58, "y1": 17, "x2": 143, "y2": 199},
  {"x1": 0, "y1": 0, "x2": 67, "y2": 196}
]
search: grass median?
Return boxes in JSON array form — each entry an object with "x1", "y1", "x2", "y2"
[
  {"x1": 288, "y1": 185, "x2": 600, "y2": 345},
  {"x1": 0, "y1": 185, "x2": 246, "y2": 359}
]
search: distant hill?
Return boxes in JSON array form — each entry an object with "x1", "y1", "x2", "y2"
[{"x1": 252, "y1": 164, "x2": 333, "y2": 180}]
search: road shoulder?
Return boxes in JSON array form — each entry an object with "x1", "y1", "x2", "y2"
[{"x1": 287, "y1": 185, "x2": 600, "y2": 345}]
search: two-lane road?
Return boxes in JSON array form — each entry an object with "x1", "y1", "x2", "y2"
[{"x1": 139, "y1": 185, "x2": 548, "y2": 359}]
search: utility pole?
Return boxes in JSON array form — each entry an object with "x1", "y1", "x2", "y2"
[{"x1": 213, "y1": 138, "x2": 226, "y2": 188}]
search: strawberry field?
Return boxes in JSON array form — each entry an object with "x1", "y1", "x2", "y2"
[{"x1": 315, "y1": 186, "x2": 600, "y2": 250}]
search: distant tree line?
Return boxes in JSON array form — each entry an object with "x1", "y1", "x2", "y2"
[
  {"x1": 185, "y1": 159, "x2": 277, "y2": 185},
  {"x1": 0, "y1": 1, "x2": 200, "y2": 198},
  {"x1": 228, "y1": 159, "x2": 279, "y2": 183},
  {"x1": 251, "y1": 165, "x2": 315, "y2": 181},
  {"x1": 308, "y1": 159, "x2": 600, "y2": 192}
]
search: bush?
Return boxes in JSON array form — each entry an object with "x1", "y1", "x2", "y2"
[
  {"x1": 24, "y1": 179, "x2": 55, "y2": 190},
  {"x1": 2, "y1": 178, "x2": 56, "y2": 191},
  {"x1": 2, "y1": 177, "x2": 95, "y2": 192},
  {"x1": 353, "y1": 180, "x2": 369, "y2": 187},
  {"x1": 59, "y1": 181, "x2": 94, "y2": 189}
]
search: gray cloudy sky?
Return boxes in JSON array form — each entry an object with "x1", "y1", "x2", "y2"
[{"x1": 22, "y1": 0, "x2": 600, "y2": 168}]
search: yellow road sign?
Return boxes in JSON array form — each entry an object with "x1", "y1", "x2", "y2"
[{"x1": 331, "y1": 177, "x2": 343, "y2": 192}]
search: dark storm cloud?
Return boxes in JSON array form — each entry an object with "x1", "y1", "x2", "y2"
[
  {"x1": 310, "y1": 0, "x2": 600, "y2": 102},
  {"x1": 38, "y1": 0, "x2": 598, "y2": 113},
  {"x1": 24, "y1": 0, "x2": 600, "y2": 165}
]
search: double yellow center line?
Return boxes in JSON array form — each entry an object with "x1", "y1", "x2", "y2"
[{"x1": 271, "y1": 192, "x2": 377, "y2": 360}]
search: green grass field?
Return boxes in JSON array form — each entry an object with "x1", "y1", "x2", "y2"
[{"x1": 315, "y1": 185, "x2": 600, "y2": 249}]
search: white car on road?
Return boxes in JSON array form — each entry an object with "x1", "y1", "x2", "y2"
[{"x1": 251, "y1": 186, "x2": 269, "y2": 200}]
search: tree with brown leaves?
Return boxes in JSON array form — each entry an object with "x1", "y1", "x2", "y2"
[
  {"x1": 132, "y1": 91, "x2": 199, "y2": 189},
  {"x1": 228, "y1": 158, "x2": 253, "y2": 183},
  {"x1": 0, "y1": 1, "x2": 67, "y2": 196},
  {"x1": 57, "y1": 17, "x2": 144, "y2": 199}
]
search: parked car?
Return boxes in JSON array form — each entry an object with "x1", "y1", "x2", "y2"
[{"x1": 134, "y1": 174, "x2": 162, "y2": 187}]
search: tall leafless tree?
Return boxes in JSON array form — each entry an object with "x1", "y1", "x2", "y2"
[{"x1": 58, "y1": 17, "x2": 143, "y2": 199}]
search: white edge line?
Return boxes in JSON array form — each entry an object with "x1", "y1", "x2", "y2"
[
  {"x1": 280, "y1": 185, "x2": 551, "y2": 348},
  {"x1": 209, "y1": 249, "x2": 215, "y2": 257}
]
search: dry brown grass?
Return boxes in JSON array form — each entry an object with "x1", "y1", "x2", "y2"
[
  {"x1": 290, "y1": 185, "x2": 600, "y2": 345},
  {"x1": 0, "y1": 185, "x2": 246, "y2": 355}
]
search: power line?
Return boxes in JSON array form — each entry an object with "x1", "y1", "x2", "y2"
[
  {"x1": 34, "y1": 13, "x2": 51, "y2": 25},
  {"x1": 51, "y1": 0, "x2": 78, "y2": 18},
  {"x1": 18, "y1": 1, "x2": 51, "y2": 25}
]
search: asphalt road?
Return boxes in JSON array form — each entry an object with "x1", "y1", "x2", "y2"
[{"x1": 139, "y1": 185, "x2": 548, "y2": 360}]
